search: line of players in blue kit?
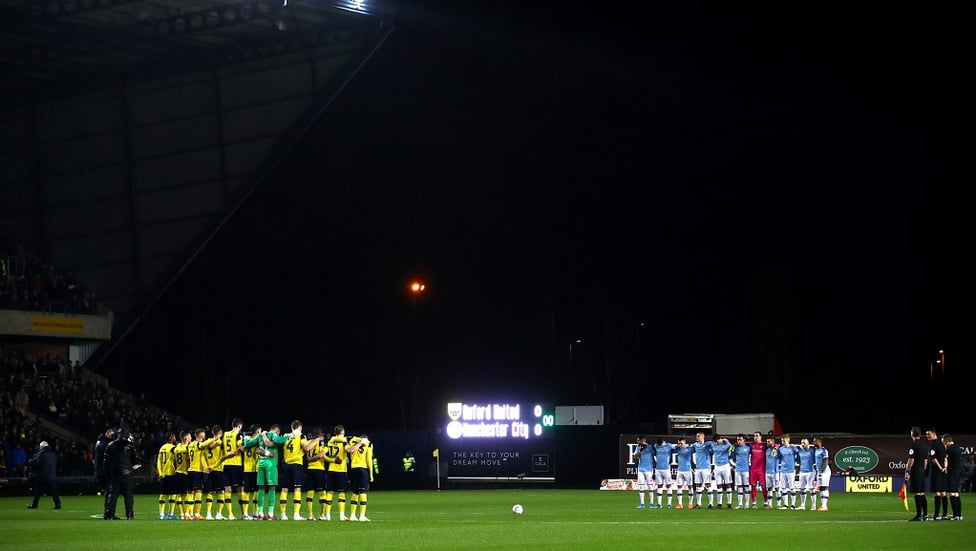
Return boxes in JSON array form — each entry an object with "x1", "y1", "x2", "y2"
[{"x1": 633, "y1": 432, "x2": 831, "y2": 511}]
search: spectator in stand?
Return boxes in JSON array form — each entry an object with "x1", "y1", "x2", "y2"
[
  {"x1": 2, "y1": 229, "x2": 97, "y2": 314},
  {"x1": 964, "y1": 454, "x2": 976, "y2": 493},
  {"x1": 15, "y1": 387, "x2": 29, "y2": 415},
  {"x1": 10, "y1": 441, "x2": 27, "y2": 476}
]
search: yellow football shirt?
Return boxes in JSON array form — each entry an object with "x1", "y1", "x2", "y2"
[
  {"x1": 222, "y1": 430, "x2": 243, "y2": 467},
  {"x1": 306, "y1": 439, "x2": 327, "y2": 471},
  {"x1": 174, "y1": 442, "x2": 189, "y2": 475},
  {"x1": 326, "y1": 436, "x2": 348, "y2": 473},
  {"x1": 283, "y1": 435, "x2": 307, "y2": 466},
  {"x1": 156, "y1": 442, "x2": 176, "y2": 477}
]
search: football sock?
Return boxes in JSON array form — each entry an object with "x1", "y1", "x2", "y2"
[{"x1": 914, "y1": 495, "x2": 926, "y2": 517}]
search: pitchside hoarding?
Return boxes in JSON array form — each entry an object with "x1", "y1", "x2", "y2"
[{"x1": 820, "y1": 435, "x2": 975, "y2": 476}]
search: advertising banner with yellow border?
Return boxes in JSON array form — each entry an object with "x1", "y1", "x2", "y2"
[
  {"x1": 845, "y1": 475, "x2": 892, "y2": 492},
  {"x1": 31, "y1": 315, "x2": 85, "y2": 334}
]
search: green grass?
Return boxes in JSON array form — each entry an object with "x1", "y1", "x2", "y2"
[{"x1": 0, "y1": 490, "x2": 970, "y2": 550}]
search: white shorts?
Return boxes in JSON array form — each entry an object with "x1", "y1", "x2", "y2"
[
  {"x1": 779, "y1": 472, "x2": 796, "y2": 491},
  {"x1": 713, "y1": 465, "x2": 732, "y2": 485},
  {"x1": 693, "y1": 469, "x2": 712, "y2": 486},
  {"x1": 653, "y1": 469, "x2": 672, "y2": 487},
  {"x1": 636, "y1": 471, "x2": 654, "y2": 491},
  {"x1": 798, "y1": 472, "x2": 816, "y2": 490},
  {"x1": 764, "y1": 473, "x2": 778, "y2": 490},
  {"x1": 674, "y1": 471, "x2": 693, "y2": 489},
  {"x1": 817, "y1": 470, "x2": 831, "y2": 488},
  {"x1": 734, "y1": 471, "x2": 750, "y2": 487}
]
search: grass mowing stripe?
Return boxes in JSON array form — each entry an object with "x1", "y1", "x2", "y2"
[{"x1": 1, "y1": 490, "x2": 969, "y2": 550}]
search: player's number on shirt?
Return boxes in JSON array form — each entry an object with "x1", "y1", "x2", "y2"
[{"x1": 326, "y1": 444, "x2": 340, "y2": 459}]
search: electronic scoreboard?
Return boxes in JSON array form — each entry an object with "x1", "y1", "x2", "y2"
[{"x1": 440, "y1": 401, "x2": 555, "y2": 482}]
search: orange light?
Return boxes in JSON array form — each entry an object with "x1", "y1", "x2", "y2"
[{"x1": 410, "y1": 282, "x2": 425, "y2": 293}]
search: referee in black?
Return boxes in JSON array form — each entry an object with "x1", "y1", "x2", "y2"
[
  {"x1": 905, "y1": 426, "x2": 929, "y2": 521},
  {"x1": 942, "y1": 434, "x2": 963, "y2": 520},
  {"x1": 926, "y1": 428, "x2": 948, "y2": 520}
]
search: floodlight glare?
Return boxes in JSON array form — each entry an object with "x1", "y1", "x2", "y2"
[{"x1": 334, "y1": 0, "x2": 369, "y2": 15}]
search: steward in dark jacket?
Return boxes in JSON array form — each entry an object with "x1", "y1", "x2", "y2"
[
  {"x1": 27, "y1": 441, "x2": 61, "y2": 510},
  {"x1": 103, "y1": 431, "x2": 142, "y2": 520}
]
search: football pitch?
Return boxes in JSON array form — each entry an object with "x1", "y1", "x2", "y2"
[{"x1": 0, "y1": 490, "x2": 969, "y2": 550}]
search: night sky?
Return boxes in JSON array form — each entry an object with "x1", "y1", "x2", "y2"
[{"x1": 101, "y1": 3, "x2": 971, "y2": 436}]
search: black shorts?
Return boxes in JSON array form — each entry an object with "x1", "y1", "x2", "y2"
[
  {"x1": 188, "y1": 472, "x2": 206, "y2": 491},
  {"x1": 947, "y1": 474, "x2": 962, "y2": 493},
  {"x1": 172, "y1": 473, "x2": 188, "y2": 494},
  {"x1": 326, "y1": 471, "x2": 348, "y2": 493},
  {"x1": 909, "y1": 472, "x2": 926, "y2": 494},
  {"x1": 350, "y1": 467, "x2": 370, "y2": 493},
  {"x1": 161, "y1": 476, "x2": 177, "y2": 495},
  {"x1": 209, "y1": 470, "x2": 228, "y2": 490},
  {"x1": 224, "y1": 465, "x2": 244, "y2": 487},
  {"x1": 929, "y1": 472, "x2": 947, "y2": 492},
  {"x1": 280, "y1": 464, "x2": 304, "y2": 490},
  {"x1": 304, "y1": 469, "x2": 326, "y2": 491},
  {"x1": 243, "y1": 471, "x2": 258, "y2": 493}
]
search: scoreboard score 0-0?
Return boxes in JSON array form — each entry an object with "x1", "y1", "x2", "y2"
[
  {"x1": 445, "y1": 402, "x2": 553, "y2": 441},
  {"x1": 441, "y1": 401, "x2": 555, "y2": 482}
]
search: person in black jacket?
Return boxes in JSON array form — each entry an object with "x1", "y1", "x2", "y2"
[
  {"x1": 93, "y1": 428, "x2": 116, "y2": 512},
  {"x1": 27, "y1": 441, "x2": 61, "y2": 510},
  {"x1": 103, "y1": 431, "x2": 142, "y2": 520}
]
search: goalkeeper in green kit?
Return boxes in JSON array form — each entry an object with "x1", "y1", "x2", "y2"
[{"x1": 243, "y1": 423, "x2": 292, "y2": 520}]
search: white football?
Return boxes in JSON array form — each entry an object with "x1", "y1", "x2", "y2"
[{"x1": 512, "y1": 504, "x2": 524, "y2": 515}]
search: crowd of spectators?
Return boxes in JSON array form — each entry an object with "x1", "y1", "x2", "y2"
[
  {"x1": 2, "y1": 348, "x2": 189, "y2": 478},
  {"x1": 1, "y1": 382, "x2": 92, "y2": 478},
  {"x1": 1, "y1": 231, "x2": 98, "y2": 315}
]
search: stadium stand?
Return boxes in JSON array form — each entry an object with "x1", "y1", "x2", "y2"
[
  {"x1": 1, "y1": 232, "x2": 97, "y2": 315},
  {"x1": 1, "y1": 347, "x2": 190, "y2": 480}
]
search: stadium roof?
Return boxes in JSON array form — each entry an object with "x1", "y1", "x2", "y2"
[
  {"x1": 1, "y1": 0, "x2": 391, "y2": 104},
  {"x1": 0, "y1": 0, "x2": 393, "y2": 331}
]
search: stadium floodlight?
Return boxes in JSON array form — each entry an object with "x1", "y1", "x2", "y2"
[{"x1": 332, "y1": 0, "x2": 370, "y2": 15}]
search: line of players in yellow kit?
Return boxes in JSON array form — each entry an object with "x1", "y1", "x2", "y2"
[{"x1": 153, "y1": 418, "x2": 374, "y2": 521}]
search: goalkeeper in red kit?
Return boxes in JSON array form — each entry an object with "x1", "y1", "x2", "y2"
[{"x1": 749, "y1": 432, "x2": 768, "y2": 506}]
